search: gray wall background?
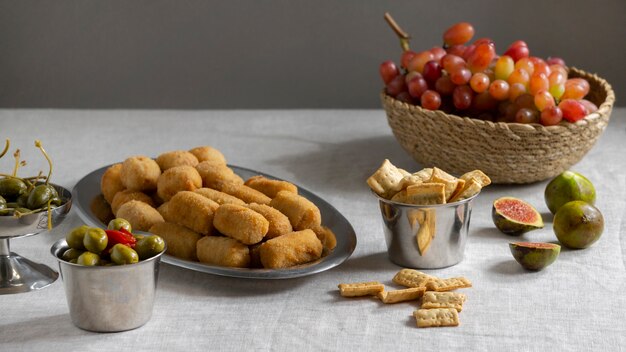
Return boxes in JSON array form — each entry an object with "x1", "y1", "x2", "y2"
[{"x1": 0, "y1": 1, "x2": 623, "y2": 109}]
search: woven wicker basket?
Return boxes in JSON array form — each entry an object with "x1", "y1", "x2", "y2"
[{"x1": 382, "y1": 67, "x2": 615, "y2": 184}]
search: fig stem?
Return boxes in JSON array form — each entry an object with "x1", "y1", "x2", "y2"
[
  {"x1": 35, "y1": 140, "x2": 53, "y2": 185},
  {"x1": 384, "y1": 12, "x2": 410, "y2": 51},
  {"x1": 0, "y1": 139, "x2": 9, "y2": 159}
]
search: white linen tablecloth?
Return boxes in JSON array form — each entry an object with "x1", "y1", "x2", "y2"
[{"x1": 1, "y1": 109, "x2": 625, "y2": 351}]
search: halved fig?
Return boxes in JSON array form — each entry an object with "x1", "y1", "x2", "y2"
[
  {"x1": 509, "y1": 242, "x2": 560, "y2": 270},
  {"x1": 492, "y1": 197, "x2": 543, "y2": 236}
]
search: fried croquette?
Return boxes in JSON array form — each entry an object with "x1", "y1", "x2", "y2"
[
  {"x1": 120, "y1": 156, "x2": 161, "y2": 191},
  {"x1": 311, "y1": 224, "x2": 338, "y2": 256},
  {"x1": 196, "y1": 236, "x2": 250, "y2": 268},
  {"x1": 167, "y1": 191, "x2": 219, "y2": 235},
  {"x1": 195, "y1": 161, "x2": 244, "y2": 189},
  {"x1": 156, "y1": 165, "x2": 202, "y2": 202},
  {"x1": 269, "y1": 191, "x2": 321, "y2": 230},
  {"x1": 111, "y1": 189, "x2": 155, "y2": 216},
  {"x1": 245, "y1": 203, "x2": 292, "y2": 239},
  {"x1": 156, "y1": 150, "x2": 199, "y2": 171},
  {"x1": 194, "y1": 187, "x2": 246, "y2": 206},
  {"x1": 218, "y1": 183, "x2": 271, "y2": 205},
  {"x1": 259, "y1": 229, "x2": 323, "y2": 269},
  {"x1": 149, "y1": 222, "x2": 201, "y2": 261},
  {"x1": 213, "y1": 204, "x2": 269, "y2": 245},
  {"x1": 100, "y1": 163, "x2": 125, "y2": 204},
  {"x1": 244, "y1": 175, "x2": 298, "y2": 198},
  {"x1": 189, "y1": 146, "x2": 227, "y2": 165},
  {"x1": 116, "y1": 200, "x2": 164, "y2": 232}
]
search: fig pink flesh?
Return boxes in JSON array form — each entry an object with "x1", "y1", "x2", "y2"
[
  {"x1": 495, "y1": 199, "x2": 538, "y2": 223},
  {"x1": 512, "y1": 242, "x2": 558, "y2": 249}
]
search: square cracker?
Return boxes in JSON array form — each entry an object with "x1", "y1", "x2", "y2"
[
  {"x1": 338, "y1": 281, "x2": 385, "y2": 297},
  {"x1": 448, "y1": 178, "x2": 466, "y2": 202},
  {"x1": 405, "y1": 183, "x2": 446, "y2": 205},
  {"x1": 421, "y1": 291, "x2": 467, "y2": 312},
  {"x1": 426, "y1": 277, "x2": 472, "y2": 292},
  {"x1": 448, "y1": 177, "x2": 482, "y2": 203},
  {"x1": 412, "y1": 168, "x2": 433, "y2": 182},
  {"x1": 366, "y1": 159, "x2": 406, "y2": 199},
  {"x1": 414, "y1": 308, "x2": 460, "y2": 328},
  {"x1": 377, "y1": 287, "x2": 426, "y2": 304},
  {"x1": 390, "y1": 189, "x2": 408, "y2": 203},
  {"x1": 428, "y1": 167, "x2": 460, "y2": 201},
  {"x1": 392, "y1": 269, "x2": 436, "y2": 288},
  {"x1": 459, "y1": 170, "x2": 491, "y2": 188}
]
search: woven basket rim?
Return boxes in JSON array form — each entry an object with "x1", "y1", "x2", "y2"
[{"x1": 381, "y1": 67, "x2": 615, "y2": 133}]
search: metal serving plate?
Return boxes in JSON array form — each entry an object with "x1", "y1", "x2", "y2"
[{"x1": 72, "y1": 164, "x2": 357, "y2": 279}]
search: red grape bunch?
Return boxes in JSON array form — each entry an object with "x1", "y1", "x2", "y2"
[{"x1": 380, "y1": 16, "x2": 597, "y2": 126}]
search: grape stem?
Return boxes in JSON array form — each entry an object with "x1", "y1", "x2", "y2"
[{"x1": 384, "y1": 12, "x2": 410, "y2": 51}]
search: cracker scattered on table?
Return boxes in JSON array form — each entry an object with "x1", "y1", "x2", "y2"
[
  {"x1": 413, "y1": 308, "x2": 460, "y2": 328},
  {"x1": 426, "y1": 277, "x2": 472, "y2": 292},
  {"x1": 392, "y1": 269, "x2": 436, "y2": 288},
  {"x1": 377, "y1": 287, "x2": 426, "y2": 304},
  {"x1": 338, "y1": 281, "x2": 385, "y2": 297},
  {"x1": 421, "y1": 291, "x2": 467, "y2": 312}
]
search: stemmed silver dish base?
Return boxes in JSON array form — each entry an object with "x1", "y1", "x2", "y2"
[{"x1": 0, "y1": 184, "x2": 72, "y2": 294}]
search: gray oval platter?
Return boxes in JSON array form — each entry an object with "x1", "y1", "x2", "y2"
[{"x1": 72, "y1": 164, "x2": 357, "y2": 279}]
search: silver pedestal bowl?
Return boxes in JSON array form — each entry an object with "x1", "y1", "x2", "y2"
[{"x1": 0, "y1": 184, "x2": 72, "y2": 294}]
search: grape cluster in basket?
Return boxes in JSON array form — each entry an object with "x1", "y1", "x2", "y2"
[{"x1": 380, "y1": 15, "x2": 597, "y2": 126}]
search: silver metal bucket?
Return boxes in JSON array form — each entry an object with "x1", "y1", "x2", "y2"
[
  {"x1": 51, "y1": 239, "x2": 164, "y2": 332},
  {"x1": 377, "y1": 193, "x2": 477, "y2": 269}
]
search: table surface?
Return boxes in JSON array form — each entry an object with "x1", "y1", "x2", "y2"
[{"x1": 1, "y1": 109, "x2": 625, "y2": 352}]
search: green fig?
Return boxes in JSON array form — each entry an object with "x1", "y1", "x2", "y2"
[
  {"x1": 545, "y1": 171, "x2": 595, "y2": 214},
  {"x1": 492, "y1": 197, "x2": 543, "y2": 236},
  {"x1": 553, "y1": 200, "x2": 604, "y2": 249},
  {"x1": 509, "y1": 242, "x2": 560, "y2": 270}
]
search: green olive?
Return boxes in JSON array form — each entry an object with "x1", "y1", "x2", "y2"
[
  {"x1": 50, "y1": 196, "x2": 63, "y2": 206},
  {"x1": 26, "y1": 184, "x2": 55, "y2": 209},
  {"x1": 66, "y1": 225, "x2": 91, "y2": 250},
  {"x1": 76, "y1": 252, "x2": 100, "y2": 266},
  {"x1": 83, "y1": 228, "x2": 108, "y2": 254},
  {"x1": 16, "y1": 192, "x2": 29, "y2": 207},
  {"x1": 0, "y1": 178, "x2": 27, "y2": 199},
  {"x1": 61, "y1": 248, "x2": 84, "y2": 262},
  {"x1": 110, "y1": 244, "x2": 139, "y2": 265},
  {"x1": 0, "y1": 195, "x2": 6, "y2": 210},
  {"x1": 135, "y1": 235, "x2": 165, "y2": 260},
  {"x1": 107, "y1": 218, "x2": 132, "y2": 233}
]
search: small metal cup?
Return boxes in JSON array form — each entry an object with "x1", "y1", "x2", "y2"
[
  {"x1": 377, "y1": 193, "x2": 478, "y2": 269},
  {"x1": 51, "y1": 239, "x2": 164, "y2": 332}
]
